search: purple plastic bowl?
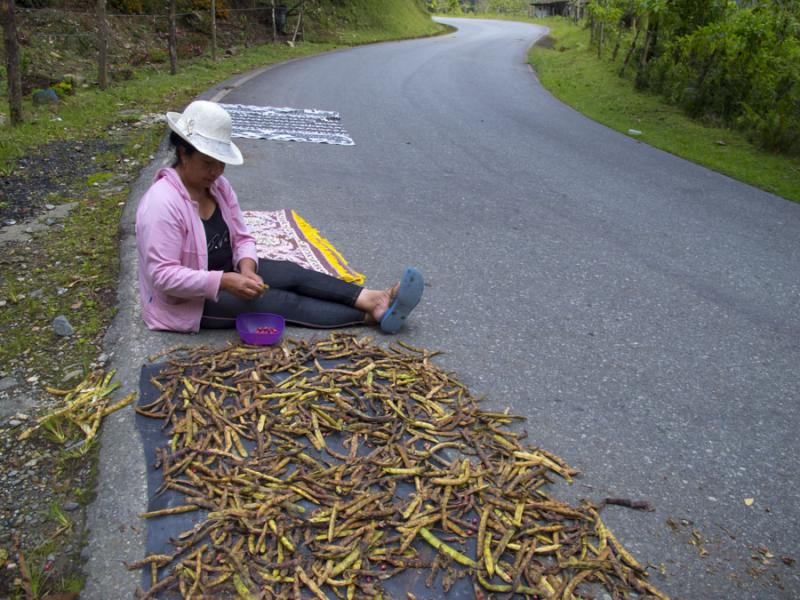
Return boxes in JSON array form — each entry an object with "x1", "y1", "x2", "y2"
[{"x1": 236, "y1": 313, "x2": 285, "y2": 346}]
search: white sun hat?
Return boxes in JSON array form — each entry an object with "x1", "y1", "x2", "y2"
[{"x1": 166, "y1": 100, "x2": 243, "y2": 165}]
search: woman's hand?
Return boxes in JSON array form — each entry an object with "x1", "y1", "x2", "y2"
[
  {"x1": 222, "y1": 258, "x2": 265, "y2": 299},
  {"x1": 221, "y1": 272, "x2": 264, "y2": 300}
]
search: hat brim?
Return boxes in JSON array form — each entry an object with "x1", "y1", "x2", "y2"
[{"x1": 166, "y1": 111, "x2": 243, "y2": 166}]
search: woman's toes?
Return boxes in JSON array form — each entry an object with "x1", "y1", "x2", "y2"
[{"x1": 372, "y1": 285, "x2": 398, "y2": 322}]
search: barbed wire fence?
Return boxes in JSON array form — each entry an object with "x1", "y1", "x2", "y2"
[{"x1": 1, "y1": 0, "x2": 306, "y2": 124}]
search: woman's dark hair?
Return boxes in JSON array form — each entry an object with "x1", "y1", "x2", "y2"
[{"x1": 169, "y1": 131, "x2": 197, "y2": 167}]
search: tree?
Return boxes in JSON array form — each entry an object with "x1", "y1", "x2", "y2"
[
  {"x1": 1, "y1": 0, "x2": 23, "y2": 125},
  {"x1": 96, "y1": 0, "x2": 109, "y2": 89}
]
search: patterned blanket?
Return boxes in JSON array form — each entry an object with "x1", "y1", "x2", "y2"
[
  {"x1": 221, "y1": 103, "x2": 355, "y2": 146},
  {"x1": 242, "y1": 209, "x2": 365, "y2": 285}
]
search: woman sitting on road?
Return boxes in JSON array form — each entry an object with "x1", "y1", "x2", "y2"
[{"x1": 135, "y1": 100, "x2": 423, "y2": 333}]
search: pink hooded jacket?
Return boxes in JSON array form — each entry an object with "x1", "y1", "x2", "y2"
[{"x1": 135, "y1": 167, "x2": 258, "y2": 332}]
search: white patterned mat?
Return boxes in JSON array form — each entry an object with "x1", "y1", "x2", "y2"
[{"x1": 221, "y1": 103, "x2": 355, "y2": 146}]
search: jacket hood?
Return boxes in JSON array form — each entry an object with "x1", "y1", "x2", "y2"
[{"x1": 154, "y1": 167, "x2": 185, "y2": 193}]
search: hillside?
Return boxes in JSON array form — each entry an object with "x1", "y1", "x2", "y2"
[{"x1": 2, "y1": 0, "x2": 440, "y2": 98}]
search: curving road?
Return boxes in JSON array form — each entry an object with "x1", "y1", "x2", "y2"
[{"x1": 86, "y1": 17, "x2": 800, "y2": 599}]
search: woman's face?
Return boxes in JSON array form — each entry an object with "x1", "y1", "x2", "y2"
[{"x1": 178, "y1": 148, "x2": 226, "y2": 190}]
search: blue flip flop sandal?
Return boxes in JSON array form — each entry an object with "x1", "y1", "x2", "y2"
[{"x1": 380, "y1": 267, "x2": 424, "y2": 334}]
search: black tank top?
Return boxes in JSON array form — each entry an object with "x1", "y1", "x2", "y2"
[{"x1": 202, "y1": 204, "x2": 234, "y2": 272}]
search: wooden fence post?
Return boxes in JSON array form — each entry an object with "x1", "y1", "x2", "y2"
[
  {"x1": 211, "y1": 0, "x2": 217, "y2": 60},
  {"x1": 291, "y1": 0, "x2": 303, "y2": 45},
  {"x1": 96, "y1": 0, "x2": 109, "y2": 89},
  {"x1": 1, "y1": 0, "x2": 23, "y2": 125},
  {"x1": 168, "y1": 0, "x2": 178, "y2": 74}
]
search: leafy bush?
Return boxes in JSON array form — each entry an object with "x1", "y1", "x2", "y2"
[
  {"x1": 486, "y1": 0, "x2": 528, "y2": 14},
  {"x1": 146, "y1": 48, "x2": 170, "y2": 64},
  {"x1": 583, "y1": 0, "x2": 800, "y2": 155},
  {"x1": 646, "y1": 4, "x2": 799, "y2": 153},
  {"x1": 52, "y1": 80, "x2": 74, "y2": 98},
  {"x1": 109, "y1": 0, "x2": 147, "y2": 14}
]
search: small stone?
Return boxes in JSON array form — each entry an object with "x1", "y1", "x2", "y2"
[
  {"x1": 52, "y1": 315, "x2": 75, "y2": 337},
  {"x1": 28, "y1": 289, "x2": 43, "y2": 299},
  {"x1": 0, "y1": 300, "x2": 6, "y2": 307},
  {"x1": 26, "y1": 375, "x2": 39, "y2": 383},
  {"x1": 63, "y1": 368, "x2": 83, "y2": 381},
  {"x1": 32, "y1": 88, "x2": 59, "y2": 105},
  {"x1": 8, "y1": 420, "x2": 21, "y2": 427},
  {"x1": 4, "y1": 220, "x2": 16, "y2": 226},
  {"x1": 0, "y1": 377, "x2": 18, "y2": 391},
  {"x1": 23, "y1": 459, "x2": 37, "y2": 468},
  {"x1": 56, "y1": 288, "x2": 68, "y2": 296},
  {"x1": 97, "y1": 352, "x2": 109, "y2": 364},
  {"x1": 45, "y1": 204, "x2": 55, "y2": 210},
  {"x1": 46, "y1": 218, "x2": 56, "y2": 226},
  {"x1": 63, "y1": 501, "x2": 80, "y2": 512}
]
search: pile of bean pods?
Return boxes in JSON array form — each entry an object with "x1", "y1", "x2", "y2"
[
  {"x1": 18, "y1": 370, "x2": 135, "y2": 452},
  {"x1": 132, "y1": 333, "x2": 667, "y2": 599}
]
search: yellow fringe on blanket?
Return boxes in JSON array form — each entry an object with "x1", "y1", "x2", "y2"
[{"x1": 291, "y1": 211, "x2": 366, "y2": 285}]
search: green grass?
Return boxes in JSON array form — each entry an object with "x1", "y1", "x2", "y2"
[
  {"x1": 308, "y1": 0, "x2": 446, "y2": 44},
  {"x1": 528, "y1": 17, "x2": 800, "y2": 202}
]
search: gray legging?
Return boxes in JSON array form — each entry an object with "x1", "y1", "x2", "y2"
[{"x1": 201, "y1": 259, "x2": 366, "y2": 329}]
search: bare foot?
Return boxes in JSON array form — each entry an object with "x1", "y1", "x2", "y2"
[
  {"x1": 357, "y1": 283, "x2": 399, "y2": 324},
  {"x1": 374, "y1": 282, "x2": 400, "y2": 322}
]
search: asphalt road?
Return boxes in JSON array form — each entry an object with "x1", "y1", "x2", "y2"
[{"x1": 85, "y1": 17, "x2": 800, "y2": 599}]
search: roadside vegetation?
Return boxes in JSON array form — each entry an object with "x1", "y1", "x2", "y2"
[
  {"x1": 432, "y1": 1, "x2": 800, "y2": 202},
  {"x1": 0, "y1": 2, "x2": 442, "y2": 597},
  {"x1": 529, "y1": 17, "x2": 800, "y2": 202}
]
